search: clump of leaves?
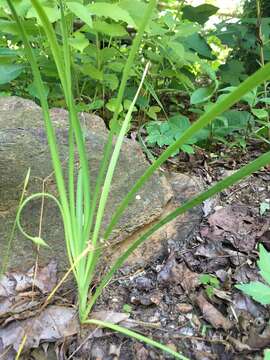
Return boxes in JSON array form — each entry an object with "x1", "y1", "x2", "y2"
[
  {"x1": 145, "y1": 114, "x2": 197, "y2": 155},
  {"x1": 236, "y1": 245, "x2": 270, "y2": 305},
  {"x1": 199, "y1": 274, "x2": 220, "y2": 299}
]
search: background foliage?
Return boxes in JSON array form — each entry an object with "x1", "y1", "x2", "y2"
[{"x1": 0, "y1": 0, "x2": 269, "y2": 153}]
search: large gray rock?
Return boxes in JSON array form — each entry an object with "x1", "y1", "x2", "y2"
[{"x1": 0, "y1": 97, "x2": 202, "y2": 273}]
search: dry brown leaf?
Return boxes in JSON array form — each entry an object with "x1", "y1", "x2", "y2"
[
  {"x1": 0, "y1": 305, "x2": 78, "y2": 355},
  {"x1": 195, "y1": 292, "x2": 232, "y2": 331}
]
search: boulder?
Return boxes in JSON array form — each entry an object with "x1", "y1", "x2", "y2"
[{"x1": 0, "y1": 96, "x2": 202, "y2": 273}]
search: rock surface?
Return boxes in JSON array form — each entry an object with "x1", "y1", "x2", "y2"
[{"x1": 0, "y1": 96, "x2": 202, "y2": 273}]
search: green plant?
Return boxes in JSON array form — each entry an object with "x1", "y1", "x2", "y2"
[
  {"x1": 236, "y1": 244, "x2": 270, "y2": 305},
  {"x1": 264, "y1": 348, "x2": 270, "y2": 360},
  {"x1": 199, "y1": 274, "x2": 220, "y2": 299},
  {"x1": 260, "y1": 199, "x2": 270, "y2": 215},
  {"x1": 7, "y1": 0, "x2": 270, "y2": 358},
  {"x1": 145, "y1": 114, "x2": 197, "y2": 155}
]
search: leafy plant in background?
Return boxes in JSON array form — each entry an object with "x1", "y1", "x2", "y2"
[
  {"x1": 5, "y1": 0, "x2": 270, "y2": 358},
  {"x1": 236, "y1": 245, "x2": 270, "y2": 305}
]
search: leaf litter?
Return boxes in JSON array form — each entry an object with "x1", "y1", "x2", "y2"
[{"x1": 0, "y1": 170, "x2": 269, "y2": 358}]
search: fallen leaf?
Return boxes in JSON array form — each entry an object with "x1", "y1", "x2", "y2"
[
  {"x1": 90, "y1": 311, "x2": 129, "y2": 324},
  {"x1": 0, "y1": 305, "x2": 78, "y2": 355},
  {"x1": 172, "y1": 262, "x2": 200, "y2": 292},
  {"x1": 195, "y1": 292, "x2": 232, "y2": 330},
  {"x1": 206, "y1": 205, "x2": 267, "y2": 252},
  {"x1": 248, "y1": 325, "x2": 270, "y2": 349},
  {"x1": 0, "y1": 261, "x2": 58, "y2": 321},
  {"x1": 157, "y1": 255, "x2": 200, "y2": 292},
  {"x1": 228, "y1": 336, "x2": 251, "y2": 352}
]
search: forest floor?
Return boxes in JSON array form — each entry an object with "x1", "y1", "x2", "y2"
[{"x1": 0, "y1": 141, "x2": 269, "y2": 360}]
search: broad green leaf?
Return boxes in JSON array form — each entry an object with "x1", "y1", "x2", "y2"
[
  {"x1": 190, "y1": 84, "x2": 216, "y2": 105},
  {"x1": 168, "y1": 41, "x2": 185, "y2": 61},
  {"x1": 99, "y1": 47, "x2": 118, "y2": 62},
  {"x1": 124, "y1": 99, "x2": 137, "y2": 112},
  {"x1": 180, "y1": 144, "x2": 194, "y2": 154},
  {"x1": 147, "y1": 105, "x2": 161, "y2": 120},
  {"x1": 258, "y1": 245, "x2": 270, "y2": 285},
  {"x1": 219, "y1": 60, "x2": 246, "y2": 86},
  {"x1": 88, "y1": 99, "x2": 104, "y2": 111},
  {"x1": 183, "y1": 33, "x2": 213, "y2": 59},
  {"x1": 26, "y1": 5, "x2": 60, "y2": 23},
  {"x1": 106, "y1": 62, "x2": 124, "y2": 73},
  {"x1": 0, "y1": 64, "x2": 24, "y2": 84},
  {"x1": 93, "y1": 20, "x2": 127, "y2": 37},
  {"x1": 0, "y1": 48, "x2": 20, "y2": 64},
  {"x1": 66, "y1": 2, "x2": 92, "y2": 28},
  {"x1": 236, "y1": 282, "x2": 270, "y2": 305},
  {"x1": 169, "y1": 115, "x2": 190, "y2": 134},
  {"x1": 251, "y1": 108, "x2": 269, "y2": 119},
  {"x1": 106, "y1": 98, "x2": 123, "y2": 113},
  {"x1": 104, "y1": 73, "x2": 119, "y2": 91},
  {"x1": 69, "y1": 32, "x2": 89, "y2": 52},
  {"x1": 258, "y1": 98, "x2": 270, "y2": 105},
  {"x1": 0, "y1": 19, "x2": 37, "y2": 36},
  {"x1": 182, "y1": 4, "x2": 219, "y2": 25},
  {"x1": 87, "y1": 2, "x2": 136, "y2": 28},
  {"x1": 144, "y1": 49, "x2": 163, "y2": 63},
  {"x1": 174, "y1": 23, "x2": 200, "y2": 38},
  {"x1": 80, "y1": 63, "x2": 103, "y2": 81},
  {"x1": 119, "y1": 0, "x2": 149, "y2": 28},
  {"x1": 6, "y1": 0, "x2": 31, "y2": 17}
]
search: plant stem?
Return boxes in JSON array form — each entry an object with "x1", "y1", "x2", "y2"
[{"x1": 256, "y1": 0, "x2": 270, "y2": 139}]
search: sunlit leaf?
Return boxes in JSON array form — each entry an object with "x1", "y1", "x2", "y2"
[
  {"x1": 69, "y1": 32, "x2": 89, "y2": 52},
  {"x1": 87, "y1": 2, "x2": 136, "y2": 27},
  {"x1": 66, "y1": 2, "x2": 92, "y2": 28}
]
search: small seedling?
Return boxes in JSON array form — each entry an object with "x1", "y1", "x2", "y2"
[
  {"x1": 123, "y1": 304, "x2": 133, "y2": 314},
  {"x1": 199, "y1": 274, "x2": 220, "y2": 299}
]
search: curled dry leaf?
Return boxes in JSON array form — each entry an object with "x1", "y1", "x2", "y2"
[
  {"x1": 0, "y1": 261, "x2": 58, "y2": 321},
  {"x1": 0, "y1": 260, "x2": 57, "y2": 296},
  {"x1": 206, "y1": 205, "x2": 268, "y2": 252},
  {"x1": 157, "y1": 254, "x2": 200, "y2": 292},
  {"x1": 195, "y1": 292, "x2": 232, "y2": 331}
]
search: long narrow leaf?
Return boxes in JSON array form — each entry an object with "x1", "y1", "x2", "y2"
[
  {"x1": 85, "y1": 319, "x2": 189, "y2": 360},
  {"x1": 87, "y1": 151, "x2": 270, "y2": 311},
  {"x1": 83, "y1": 64, "x2": 150, "y2": 296},
  {"x1": 31, "y1": 0, "x2": 91, "y2": 227},
  {"x1": 85, "y1": 0, "x2": 157, "y2": 238}
]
